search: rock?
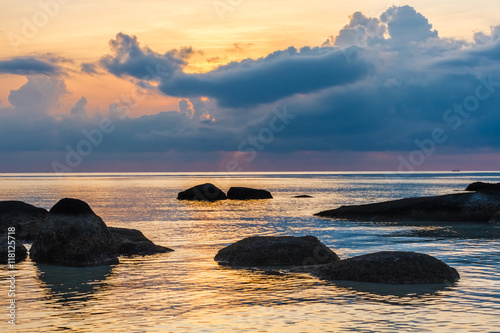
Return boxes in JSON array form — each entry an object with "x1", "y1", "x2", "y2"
[
  {"x1": 294, "y1": 195, "x2": 313, "y2": 198},
  {"x1": 214, "y1": 235, "x2": 339, "y2": 266},
  {"x1": 0, "y1": 237, "x2": 28, "y2": 264},
  {"x1": 30, "y1": 198, "x2": 119, "y2": 267},
  {"x1": 177, "y1": 183, "x2": 227, "y2": 201},
  {"x1": 227, "y1": 187, "x2": 273, "y2": 200},
  {"x1": 109, "y1": 227, "x2": 174, "y2": 256},
  {"x1": 488, "y1": 210, "x2": 500, "y2": 224},
  {"x1": 315, "y1": 191, "x2": 500, "y2": 223},
  {"x1": 298, "y1": 251, "x2": 459, "y2": 284},
  {"x1": 465, "y1": 182, "x2": 500, "y2": 192},
  {"x1": 0, "y1": 201, "x2": 48, "y2": 241}
]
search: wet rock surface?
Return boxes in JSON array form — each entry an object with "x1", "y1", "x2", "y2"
[
  {"x1": 109, "y1": 227, "x2": 173, "y2": 256},
  {"x1": 177, "y1": 183, "x2": 227, "y2": 201},
  {"x1": 315, "y1": 191, "x2": 500, "y2": 223},
  {"x1": 0, "y1": 201, "x2": 48, "y2": 241},
  {"x1": 297, "y1": 251, "x2": 460, "y2": 284},
  {"x1": 215, "y1": 235, "x2": 339, "y2": 266},
  {"x1": 227, "y1": 187, "x2": 273, "y2": 200},
  {"x1": 30, "y1": 198, "x2": 119, "y2": 267}
]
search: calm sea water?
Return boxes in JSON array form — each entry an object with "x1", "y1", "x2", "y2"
[{"x1": 1, "y1": 172, "x2": 499, "y2": 332}]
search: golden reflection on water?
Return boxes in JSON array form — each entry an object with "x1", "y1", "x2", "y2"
[{"x1": 0, "y1": 173, "x2": 499, "y2": 332}]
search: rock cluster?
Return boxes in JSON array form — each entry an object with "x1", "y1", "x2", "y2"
[
  {"x1": 0, "y1": 198, "x2": 173, "y2": 266},
  {"x1": 178, "y1": 184, "x2": 273, "y2": 201},
  {"x1": 215, "y1": 236, "x2": 460, "y2": 284},
  {"x1": 316, "y1": 182, "x2": 500, "y2": 223}
]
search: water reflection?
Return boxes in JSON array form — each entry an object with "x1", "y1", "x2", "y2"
[
  {"x1": 323, "y1": 279, "x2": 456, "y2": 298},
  {"x1": 35, "y1": 263, "x2": 115, "y2": 304},
  {"x1": 216, "y1": 265, "x2": 456, "y2": 307},
  {"x1": 386, "y1": 223, "x2": 500, "y2": 239}
]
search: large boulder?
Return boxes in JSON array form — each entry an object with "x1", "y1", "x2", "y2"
[
  {"x1": 227, "y1": 187, "x2": 273, "y2": 200},
  {"x1": 109, "y1": 227, "x2": 174, "y2": 256},
  {"x1": 30, "y1": 198, "x2": 119, "y2": 267},
  {"x1": 0, "y1": 237, "x2": 28, "y2": 264},
  {"x1": 214, "y1": 235, "x2": 339, "y2": 266},
  {"x1": 0, "y1": 201, "x2": 48, "y2": 241},
  {"x1": 298, "y1": 251, "x2": 459, "y2": 284},
  {"x1": 177, "y1": 183, "x2": 227, "y2": 201},
  {"x1": 315, "y1": 191, "x2": 500, "y2": 223},
  {"x1": 465, "y1": 182, "x2": 500, "y2": 192}
]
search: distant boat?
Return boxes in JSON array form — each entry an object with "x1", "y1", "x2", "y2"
[{"x1": 452, "y1": 169, "x2": 460, "y2": 172}]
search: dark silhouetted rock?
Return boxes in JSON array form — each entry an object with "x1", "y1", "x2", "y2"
[
  {"x1": 489, "y1": 210, "x2": 500, "y2": 224},
  {"x1": 0, "y1": 237, "x2": 28, "y2": 264},
  {"x1": 214, "y1": 235, "x2": 339, "y2": 266},
  {"x1": 227, "y1": 187, "x2": 273, "y2": 200},
  {"x1": 465, "y1": 182, "x2": 500, "y2": 192},
  {"x1": 177, "y1": 183, "x2": 227, "y2": 201},
  {"x1": 30, "y1": 198, "x2": 119, "y2": 267},
  {"x1": 298, "y1": 251, "x2": 459, "y2": 284},
  {"x1": 49, "y1": 198, "x2": 94, "y2": 215},
  {"x1": 294, "y1": 195, "x2": 313, "y2": 198},
  {"x1": 0, "y1": 201, "x2": 48, "y2": 241},
  {"x1": 315, "y1": 191, "x2": 500, "y2": 223},
  {"x1": 109, "y1": 227, "x2": 173, "y2": 256}
]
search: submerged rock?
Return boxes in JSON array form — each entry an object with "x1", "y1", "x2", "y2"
[
  {"x1": 227, "y1": 187, "x2": 273, "y2": 200},
  {"x1": 177, "y1": 183, "x2": 227, "y2": 201},
  {"x1": 30, "y1": 198, "x2": 119, "y2": 267},
  {"x1": 214, "y1": 235, "x2": 339, "y2": 266},
  {"x1": 315, "y1": 191, "x2": 500, "y2": 223},
  {"x1": 465, "y1": 182, "x2": 500, "y2": 192},
  {"x1": 109, "y1": 227, "x2": 173, "y2": 256},
  {"x1": 298, "y1": 251, "x2": 459, "y2": 284},
  {"x1": 294, "y1": 194, "x2": 313, "y2": 198},
  {"x1": 0, "y1": 237, "x2": 28, "y2": 264},
  {"x1": 0, "y1": 201, "x2": 48, "y2": 241}
]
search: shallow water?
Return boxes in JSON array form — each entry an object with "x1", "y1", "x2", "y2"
[{"x1": 1, "y1": 172, "x2": 499, "y2": 332}]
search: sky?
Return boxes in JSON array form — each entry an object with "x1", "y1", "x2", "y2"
[{"x1": 1, "y1": 0, "x2": 500, "y2": 172}]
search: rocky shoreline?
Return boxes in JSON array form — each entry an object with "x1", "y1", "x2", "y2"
[
  {"x1": 4, "y1": 181, "x2": 493, "y2": 284},
  {"x1": 214, "y1": 236, "x2": 460, "y2": 284},
  {"x1": 315, "y1": 182, "x2": 500, "y2": 223},
  {"x1": 1, "y1": 198, "x2": 172, "y2": 267}
]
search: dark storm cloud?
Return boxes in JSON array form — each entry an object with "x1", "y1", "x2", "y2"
[
  {"x1": 4, "y1": 5, "x2": 500, "y2": 172},
  {"x1": 99, "y1": 33, "x2": 194, "y2": 80},
  {"x1": 0, "y1": 57, "x2": 60, "y2": 76},
  {"x1": 159, "y1": 47, "x2": 372, "y2": 107}
]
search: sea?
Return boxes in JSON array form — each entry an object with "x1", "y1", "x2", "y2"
[{"x1": 0, "y1": 171, "x2": 499, "y2": 332}]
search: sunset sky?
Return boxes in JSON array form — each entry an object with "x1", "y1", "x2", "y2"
[{"x1": 1, "y1": 0, "x2": 500, "y2": 172}]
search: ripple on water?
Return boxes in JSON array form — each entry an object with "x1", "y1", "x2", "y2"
[{"x1": 0, "y1": 172, "x2": 499, "y2": 332}]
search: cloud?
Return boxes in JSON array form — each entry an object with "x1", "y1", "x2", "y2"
[
  {"x1": 7, "y1": 76, "x2": 67, "y2": 115},
  {"x1": 5, "y1": 6, "x2": 500, "y2": 172},
  {"x1": 159, "y1": 46, "x2": 371, "y2": 107},
  {"x1": 381, "y1": 5, "x2": 438, "y2": 43},
  {"x1": 226, "y1": 43, "x2": 254, "y2": 53},
  {"x1": 70, "y1": 97, "x2": 87, "y2": 116},
  {"x1": 0, "y1": 57, "x2": 60, "y2": 76},
  {"x1": 100, "y1": 33, "x2": 194, "y2": 80},
  {"x1": 323, "y1": 11, "x2": 386, "y2": 47},
  {"x1": 81, "y1": 62, "x2": 98, "y2": 74}
]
